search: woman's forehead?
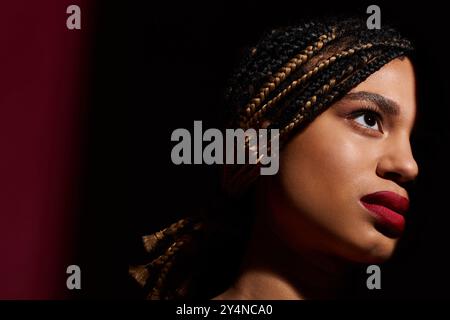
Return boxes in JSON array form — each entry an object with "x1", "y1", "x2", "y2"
[
  {"x1": 350, "y1": 58, "x2": 415, "y2": 99},
  {"x1": 348, "y1": 58, "x2": 416, "y2": 120}
]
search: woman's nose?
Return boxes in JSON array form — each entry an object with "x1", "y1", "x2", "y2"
[{"x1": 376, "y1": 135, "x2": 419, "y2": 185}]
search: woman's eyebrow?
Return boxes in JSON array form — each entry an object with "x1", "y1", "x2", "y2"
[{"x1": 343, "y1": 91, "x2": 400, "y2": 116}]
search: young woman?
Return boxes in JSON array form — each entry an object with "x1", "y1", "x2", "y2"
[{"x1": 130, "y1": 16, "x2": 419, "y2": 300}]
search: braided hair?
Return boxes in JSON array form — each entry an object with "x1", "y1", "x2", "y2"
[{"x1": 130, "y1": 16, "x2": 414, "y2": 300}]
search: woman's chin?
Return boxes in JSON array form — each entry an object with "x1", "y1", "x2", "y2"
[{"x1": 348, "y1": 233, "x2": 399, "y2": 264}]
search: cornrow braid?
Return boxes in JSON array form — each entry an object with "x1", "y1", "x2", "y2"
[
  {"x1": 240, "y1": 31, "x2": 336, "y2": 125},
  {"x1": 246, "y1": 43, "x2": 375, "y2": 129},
  {"x1": 222, "y1": 17, "x2": 413, "y2": 196},
  {"x1": 274, "y1": 49, "x2": 382, "y2": 135},
  {"x1": 141, "y1": 217, "x2": 195, "y2": 253},
  {"x1": 131, "y1": 16, "x2": 415, "y2": 300},
  {"x1": 236, "y1": 48, "x2": 407, "y2": 184},
  {"x1": 242, "y1": 37, "x2": 411, "y2": 131},
  {"x1": 225, "y1": 21, "x2": 338, "y2": 121},
  {"x1": 146, "y1": 239, "x2": 187, "y2": 300},
  {"x1": 129, "y1": 216, "x2": 205, "y2": 300}
]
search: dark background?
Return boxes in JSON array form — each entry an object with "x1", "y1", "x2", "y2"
[
  {"x1": 1, "y1": 1, "x2": 447, "y2": 299},
  {"x1": 110, "y1": 1, "x2": 448, "y2": 299},
  {"x1": 113, "y1": 1, "x2": 450, "y2": 299}
]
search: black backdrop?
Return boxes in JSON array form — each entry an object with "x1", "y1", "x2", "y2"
[{"x1": 78, "y1": 1, "x2": 450, "y2": 299}]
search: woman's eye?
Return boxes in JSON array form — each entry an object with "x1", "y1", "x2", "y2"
[{"x1": 353, "y1": 112, "x2": 382, "y2": 132}]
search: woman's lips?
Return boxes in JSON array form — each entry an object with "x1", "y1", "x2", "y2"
[{"x1": 360, "y1": 191, "x2": 409, "y2": 238}]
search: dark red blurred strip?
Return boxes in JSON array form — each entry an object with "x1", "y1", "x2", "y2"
[{"x1": 0, "y1": 1, "x2": 93, "y2": 299}]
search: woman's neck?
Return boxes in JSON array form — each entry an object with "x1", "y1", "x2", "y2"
[{"x1": 213, "y1": 213, "x2": 357, "y2": 300}]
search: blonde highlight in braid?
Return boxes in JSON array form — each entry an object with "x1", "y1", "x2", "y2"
[
  {"x1": 131, "y1": 16, "x2": 415, "y2": 300},
  {"x1": 223, "y1": 17, "x2": 413, "y2": 196},
  {"x1": 241, "y1": 31, "x2": 337, "y2": 124},
  {"x1": 244, "y1": 42, "x2": 375, "y2": 129},
  {"x1": 129, "y1": 217, "x2": 206, "y2": 300}
]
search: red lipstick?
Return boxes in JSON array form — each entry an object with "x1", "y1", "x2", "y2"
[{"x1": 360, "y1": 191, "x2": 409, "y2": 238}]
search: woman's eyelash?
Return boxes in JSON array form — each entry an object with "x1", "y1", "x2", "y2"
[
  {"x1": 347, "y1": 105, "x2": 384, "y2": 133},
  {"x1": 350, "y1": 105, "x2": 383, "y2": 120}
]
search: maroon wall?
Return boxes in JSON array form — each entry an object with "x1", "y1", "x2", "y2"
[{"x1": 0, "y1": 1, "x2": 92, "y2": 299}]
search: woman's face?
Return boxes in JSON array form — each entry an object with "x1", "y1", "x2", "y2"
[{"x1": 265, "y1": 57, "x2": 418, "y2": 263}]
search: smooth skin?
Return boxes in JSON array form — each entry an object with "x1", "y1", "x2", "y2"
[{"x1": 214, "y1": 57, "x2": 419, "y2": 300}]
